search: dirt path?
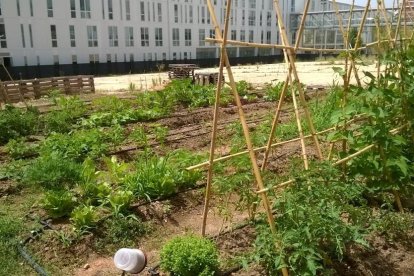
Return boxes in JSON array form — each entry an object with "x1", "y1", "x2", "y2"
[{"x1": 94, "y1": 61, "x2": 378, "y2": 92}]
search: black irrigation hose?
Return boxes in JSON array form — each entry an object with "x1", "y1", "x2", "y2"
[
  {"x1": 16, "y1": 217, "x2": 53, "y2": 276},
  {"x1": 17, "y1": 244, "x2": 48, "y2": 276}
]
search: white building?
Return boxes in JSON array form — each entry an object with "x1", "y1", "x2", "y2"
[
  {"x1": 0, "y1": 0, "x2": 367, "y2": 75},
  {"x1": 0, "y1": 0, "x2": 292, "y2": 67}
]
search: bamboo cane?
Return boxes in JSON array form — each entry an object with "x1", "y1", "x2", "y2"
[
  {"x1": 261, "y1": 0, "x2": 312, "y2": 171},
  {"x1": 201, "y1": 0, "x2": 232, "y2": 236},
  {"x1": 273, "y1": 0, "x2": 323, "y2": 161},
  {"x1": 205, "y1": 2, "x2": 287, "y2": 275},
  {"x1": 256, "y1": 125, "x2": 407, "y2": 195}
]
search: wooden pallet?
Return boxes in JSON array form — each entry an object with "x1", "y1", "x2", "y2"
[{"x1": 0, "y1": 75, "x2": 95, "y2": 104}]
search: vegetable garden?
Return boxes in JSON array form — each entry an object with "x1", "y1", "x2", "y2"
[{"x1": 1, "y1": 0, "x2": 414, "y2": 275}]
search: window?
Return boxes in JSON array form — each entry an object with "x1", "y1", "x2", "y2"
[
  {"x1": 125, "y1": 26, "x2": 134, "y2": 47},
  {"x1": 157, "y1": 3, "x2": 162, "y2": 22},
  {"x1": 126, "y1": 0, "x2": 131, "y2": 20},
  {"x1": 185, "y1": 29, "x2": 191, "y2": 46},
  {"x1": 0, "y1": 24, "x2": 6, "y2": 48},
  {"x1": 80, "y1": 0, "x2": 91, "y2": 19},
  {"x1": 173, "y1": 52, "x2": 177, "y2": 60},
  {"x1": 259, "y1": 11, "x2": 262, "y2": 26},
  {"x1": 248, "y1": 10, "x2": 256, "y2": 26},
  {"x1": 20, "y1": 24, "x2": 25, "y2": 48},
  {"x1": 249, "y1": 0, "x2": 256, "y2": 9},
  {"x1": 174, "y1": 4, "x2": 178, "y2": 23},
  {"x1": 140, "y1": 1, "x2": 145, "y2": 21},
  {"x1": 266, "y1": 31, "x2": 271, "y2": 44},
  {"x1": 155, "y1": 28, "x2": 163, "y2": 46},
  {"x1": 242, "y1": 10, "x2": 245, "y2": 26},
  {"x1": 107, "y1": 54, "x2": 112, "y2": 63},
  {"x1": 249, "y1": 30, "x2": 254, "y2": 43},
  {"x1": 129, "y1": 54, "x2": 134, "y2": 62},
  {"x1": 50, "y1": 25, "x2": 57, "y2": 47},
  {"x1": 209, "y1": 29, "x2": 215, "y2": 45},
  {"x1": 70, "y1": 0, "x2": 76, "y2": 18},
  {"x1": 140, "y1": 27, "x2": 149, "y2": 46},
  {"x1": 201, "y1": 6, "x2": 205, "y2": 24},
  {"x1": 72, "y1": 55, "x2": 77, "y2": 64},
  {"x1": 172, "y1": 28, "x2": 179, "y2": 46},
  {"x1": 87, "y1": 25, "x2": 98, "y2": 47},
  {"x1": 108, "y1": 26, "x2": 118, "y2": 47},
  {"x1": 30, "y1": 0, "x2": 34, "y2": 16},
  {"x1": 162, "y1": 53, "x2": 166, "y2": 60},
  {"x1": 240, "y1": 30, "x2": 245, "y2": 42},
  {"x1": 231, "y1": 30, "x2": 237, "y2": 41},
  {"x1": 108, "y1": 0, "x2": 113, "y2": 19},
  {"x1": 267, "y1": 12, "x2": 272, "y2": 27},
  {"x1": 89, "y1": 54, "x2": 99, "y2": 63},
  {"x1": 291, "y1": 0, "x2": 295, "y2": 12},
  {"x1": 29, "y1": 24, "x2": 33, "y2": 47},
  {"x1": 189, "y1": 6, "x2": 193, "y2": 23},
  {"x1": 69, "y1": 25, "x2": 76, "y2": 47},
  {"x1": 199, "y1": 29, "x2": 205, "y2": 46},
  {"x1": 0, "y1": 1, "x2": 2, "y2": 16},
  {"x1": 47, "y1": 0, "x2": 53, "y2": 17},
  {"x1": 16, "y1": 0, "x2": 21, "y2": 16}
]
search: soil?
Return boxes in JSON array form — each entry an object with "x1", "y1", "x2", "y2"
[{"x1": 3, "y1": 82, "x2": 414, "y2": 275}]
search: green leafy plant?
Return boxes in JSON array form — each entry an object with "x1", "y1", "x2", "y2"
[
  {"x1": 42, "y1": 190, "x2": 77, "y2": 218},
  {"x1": 23, "y1": 154, "x2": 82, "y2": 189},
  {"x1": 160, "y1": 235, "x2": 219, "y2": 276},
  {"x1": 107, "y1": 190, "x2": 134, "y2": 216},
  {"x1": 70, "y1": 205, "x2": 98, "y2": 232},
  {"x1": 0, "y1": 105, "x2": 40, "y2": 145},
  {"x1": 5, "y1": 138, "x2": 38, "y2": 159},
  {"x1": 43, "y1": 96, "x2": 87, "y2": 133}
]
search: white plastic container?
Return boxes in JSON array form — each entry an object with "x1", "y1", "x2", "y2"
[{"x1": 114, "y1": 248, "x2": 147, "y2": 274}]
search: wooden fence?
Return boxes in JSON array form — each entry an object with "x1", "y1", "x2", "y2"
[{"x1": 0, "y1": 75, "x2": 94, "y2": 103}]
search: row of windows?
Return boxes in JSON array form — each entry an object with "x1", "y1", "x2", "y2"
[
  {"x1": 0, "y1": 0, "x2": 276, "y2": 26},
  {"x1": 6, "y1": 23, "x2": 273, "y2": 50}
]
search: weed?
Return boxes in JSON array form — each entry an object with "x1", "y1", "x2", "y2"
[
  {"x1": 5, "y1": 138, "x2": 38, "y2": 159},
  {"x1": 23, "y1": 154, "x2": 82, "y2": 189},
  {"x1": 0, "y1": 105, "x2": 40, "y2": 145}
]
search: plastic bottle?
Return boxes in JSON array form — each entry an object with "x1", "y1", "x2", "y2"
[{"x1": 114, "y1": 248, "x2": 147, "y2": 274}]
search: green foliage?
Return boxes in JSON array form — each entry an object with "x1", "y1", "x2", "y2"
[
  {"x1": 124, "y1": 150, "x2": 202, "y2": 200},
  {"x1": 236, "y1": 80, "x2": 251, "y2": 97},
  {"x1": 129, "y1": 126, "x2": 148, "y2": 147},
  {"x1": 70, "y1": 205, "x2": 98, "y2": 232},
  {"x1": 264, "y1": 81, "x2": 289, "y2": 102},
  {"x1": 373, "y1": 211, "x2": 414, "y2": 241},
  {"x1": 5, "y1": 138, "x2": 38, "y2": 159},
  {"x1": 92, "y1": 96, "x2": 132, "y2": 113},
  {"x1": 23, "y1": 154, "x2": 82, "y2": 189},
  {"x1": 0, "y1": 217, "x2": 29, "y2": 275},
  {"x1": 254, "y1": 165, "x2": 369, "y2": 275},
  {"x1": 0, "y1": 105, "x2": 40, "y2": 145},
  {"x1": 107, "y1": 190, "x2": 134, "y2": 216},
  {"x1": 95, "y1": 215, "x2": 148, "y2": 251},
  {"x1": 43, "y1": 96, "x2": 87, "y2": 133},
  {"x1": 152, "y1": 124, "x2": 169, "y2": 145},
  {"x1": 40, "y1": 126, "x2": 123, "y2": 161},
  {"x1": 160, "y1": 235, "x2": 219, "y2": 276},
  {"x1": 42, "y1": 190, "x2": 77, "y2": 218},
  {"x1": 0, "y1": 159, "x2": 29, "y2": 181}
]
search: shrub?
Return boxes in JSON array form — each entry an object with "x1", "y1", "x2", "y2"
[
  {"x1": 42, "y1": 190, "x2": 77, "y2": 218},
  {"x1": 160, "y1": 235, "x2": 219, "y2": 276},
  {"x1": 0, "y1": 105, "x2": 39, "y2": 145},
  {"x1": 23, "y1": 154, "x2": 82, "y2": 189}
]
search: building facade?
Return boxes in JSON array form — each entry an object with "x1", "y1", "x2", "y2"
[{"x1": 0, "y1": 0, "x2": 292, "y2": 67}]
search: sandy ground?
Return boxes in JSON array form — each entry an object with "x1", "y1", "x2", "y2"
[{"x1": 94, "y1": 61, "x2": 378, "y2": 92}]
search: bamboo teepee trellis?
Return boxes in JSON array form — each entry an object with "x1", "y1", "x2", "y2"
[{"x1": 189, "y1": 0, "x2": 409, "y2": 274}]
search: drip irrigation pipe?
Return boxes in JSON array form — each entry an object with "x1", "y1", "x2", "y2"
[{"x1": 17, "y1": 217, "x2": 53, "y2": 276}]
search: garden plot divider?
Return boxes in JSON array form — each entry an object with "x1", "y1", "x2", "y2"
[
  {"x1": 0, "y1": 75, "x2": 95, "y2": 104},
  {"x1": 193, "y1": 0, "x2": 411, "y2": 275}
]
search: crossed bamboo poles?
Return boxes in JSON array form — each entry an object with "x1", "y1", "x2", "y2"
[{"x1": 199, "y1": 0, "x2": 407, "y2": 274}]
